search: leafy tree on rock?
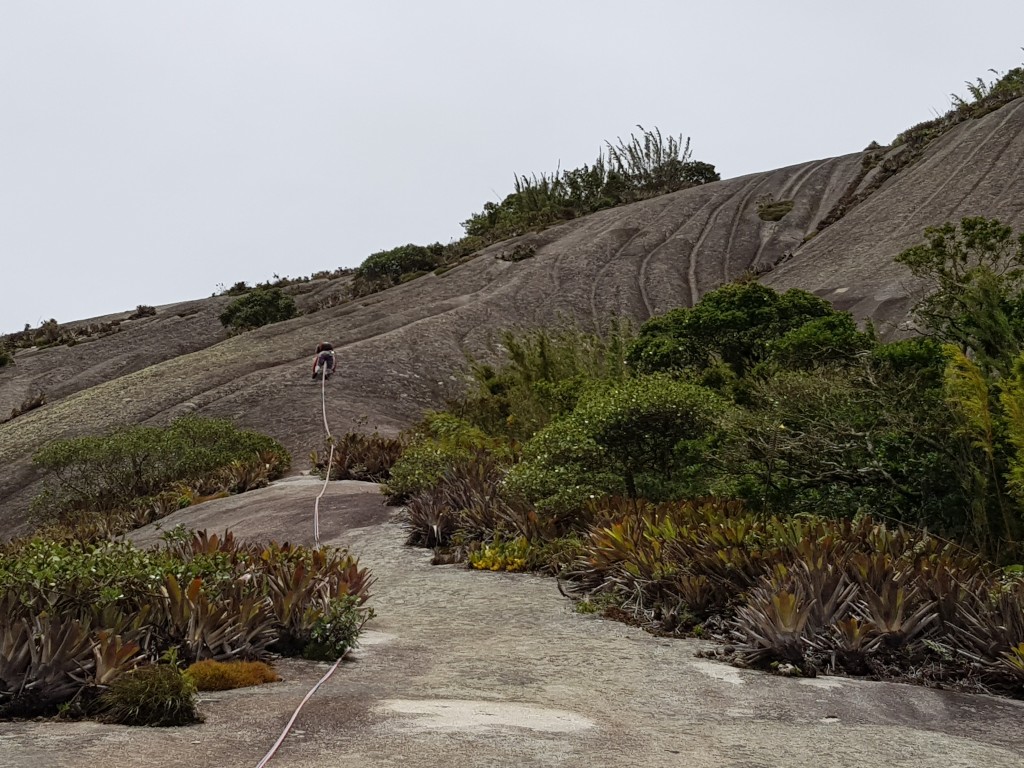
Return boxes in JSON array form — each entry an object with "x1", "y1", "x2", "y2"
[
  {"x1": 504, "y1": 375, "x2": 726, "y2": 513},
  {"x1": 628, "y1": 282, "x2": 837, "y2": 377},
  {"x1": 218, "y1": 287, "x2": 297, "y2": 332},
  {"x1": 896, "y1": 216, "x2": 1024, "y2": 377}
]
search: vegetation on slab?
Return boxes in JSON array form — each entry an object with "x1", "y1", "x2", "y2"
[
  {"x1": 30, "y1": 416, "x2": 291, "y2": 540},
  {"x1": 387, "y1": 216, "x2": 1024, "y2": 696},
  {"x1": 0, "y1": 528, "x2": 373, "y2": 721}
]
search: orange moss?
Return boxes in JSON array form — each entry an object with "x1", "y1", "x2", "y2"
[{"x1": 184, "y1": 659, "x2": 280, "y2": 691}]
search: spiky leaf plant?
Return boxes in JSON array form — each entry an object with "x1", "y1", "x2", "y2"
[{"x1": 98, "y1": 664, "x2": 201, "y2": 727}]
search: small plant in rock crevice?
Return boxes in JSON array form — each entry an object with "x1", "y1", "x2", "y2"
[{"x1": 755, "y1": 194, "x2": 795, "y2": 222}]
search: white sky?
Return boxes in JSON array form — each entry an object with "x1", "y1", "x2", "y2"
[{"x1": 2, "y1": 1, "x2": 1023, "y2": 333}]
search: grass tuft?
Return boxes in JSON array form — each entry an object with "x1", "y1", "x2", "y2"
[{"x1": 98, "y1": 664, "x2": 201, "y2": 727}]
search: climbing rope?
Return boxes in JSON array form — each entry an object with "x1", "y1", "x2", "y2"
[
  {"x1": 253, "y1": 658, "x2": 343, "y2": 768},
  {"x1": 252, "y1": 357, "x2": 340, "y2": 768},
  {"x1": 313, "y1": 360, "x2": 334, "y2": 548}
]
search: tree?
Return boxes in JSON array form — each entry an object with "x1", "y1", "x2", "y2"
[
  {"x1": 627, "y1": 282, "x2": 837, "y2": 377},
  {"x1": 504, "y1": 375, "x2": 726, "y2": 512},
  {"x1": 354, "y1": 243, "x2": 445, "y2": 286},
  {"x1": 766, "y1": 313, "x2": 874, "y2": 370},
  {"x1": 943, "y1": 347, "x2": 1021, "y2": 556},
  {"x1": 218, "y1": 287, "x2": 297, "y2": 331},
  {"x1": 895, "y1": 217, "x2": 1024, "y2": 376},
  {"x1": 722, "y1": 358, "x2": 962, "y2": 527}
]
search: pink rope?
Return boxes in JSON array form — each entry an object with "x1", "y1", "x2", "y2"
[
  {"x1": 253, "y1": 658, "x2": 343, "y2": 768},
  {"x1": 252, "y1": 361, "x2": 342, "y2": 767}
]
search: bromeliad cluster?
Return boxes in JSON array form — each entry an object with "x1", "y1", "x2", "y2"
[
  {"x1": 313, "y1": 431, "x2": 407, "y2": 483},
  {"x1": 566, "y1": 499, "x2": 1024, "y2": 694},
  {"x1": 0, "y1": 529, "x2": 373, "y2": 718}
]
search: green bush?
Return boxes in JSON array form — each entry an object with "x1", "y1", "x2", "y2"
[
  {"x1": 457, "y1": 322, "x2": 634, "y2": 439},
  {"x1": 461, "y1": 126, "x2": 719, "y2": 244},
  {"x1": 870, "y1": 337, "x2": 946, "y2": 383},
  {"x1": 383, "y1": 415, "x2": 497, "y2": 503},
  {"x1": 353, "y1": 243, "x2": 444, "y2": 294},
  {"x1": 628, "y1": 282, "x2": 836, "y2": 377},
  {"x1": 98, "y1": 664, "x2": 201, "y2": 726},
  {"x1": 895, "y1": 217, "x2": 1024, "y2": 377},
  {"x1": 766, "y1": 313, "x2": 874, "y2": 370},
  {"x1": 719, "y1": 362, "x2": 963, "y2": 527},
  {"x1": 505, "y1": 375, "x2": 726, "y2": 514},
  {"x1": 218, "y1": 287, "x2": 297, "y2": 331},
  {"x1": 302, "y1": 596, "x2": 373, "y2": 661},
  {"x1": 31, "y1": 416, "x2": 290, "y2": 533},
  {"x1": 0, "y1": 530, "x2": 374, "y2": 717},
  {"x1": 0, "y1": 348, "x2": 13, "y2": 368}
]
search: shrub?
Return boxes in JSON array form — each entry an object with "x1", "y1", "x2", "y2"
[
  {"x1": 0, "y1": 529, "x2": 374, "y2": 716},
  {"x1": 302, "y1": 595, "x2": 373, "y2": 661},
  {"x1": 719, "y1": 362, "x2": 964, "y2": 527},
  {"x1": 353, "y1": 243, "x2": 445, "y2": 294},
  {"x1": 385, "y1": 439, "x2": 473, "y2": 505},
  {"x1": 461, "y1": 126, "x2": 719, "y2": 245},
  {"x1": 766, "y1": 313, "x2": 874, "y2": 370},
  {"x1": 325, "y1": 432, "x2": 406, "y2": 482},
  {"x1": 456, "y1": 321, "x2": 634, "y2": 439},
  {"x1": 627, "y1": 282, "x2": 836, "y2": 377},
  {"x1": 756, "y1": 195, "x2": 795, "y2": 222},
  {"x1": 895, "y1": 217, "x2": 1024, "y2": 377},
  {"x1": 505, "y1": 376, "x2": 726, "y2": 515},
  {"x1": 30, "y1": 416, "x2": 290, "y2": 534},
  {"x1": 128, "y1": 305, "x2": 157, "y2": 320},
  {"x1": 98, "y1": 664, "x2": 201, "y2": 726},
  {"x1": 402, "y1": 450, "x2": 526, "y2": 548},
  {"x1": 384, "y1": 413, "x2": 505, "y2": 503},
  {"x1": 218, "y1": 287, "x2": 298, "y2": 331},
  {"x1": 561, "y1": 498, "x2": 1024, "y2": 691},
  {"x1": 0, "y1": 348, "x2": 12, "y2": 367},
  {"x1": 870, "y1": 337, "x2": 946, "y2": 384},
  {"x1": 604, "y1": 126, "x2": 721, "y2": 199},
  {"x1": 184, "y1": 659, "x2": 280, "y2": 691}
]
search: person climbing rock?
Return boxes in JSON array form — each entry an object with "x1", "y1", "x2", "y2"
[{"x1": 312, "y1": 341, "x2": 336, "y2": 379}]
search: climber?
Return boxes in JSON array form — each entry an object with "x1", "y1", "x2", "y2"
[{"x1": 312, "y1": 341, "x2": 336, "y2": 379}]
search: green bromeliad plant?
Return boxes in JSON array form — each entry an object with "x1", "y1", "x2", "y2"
[{"x1": 0, "y1": 529, "x2": 373, "y2": 720}]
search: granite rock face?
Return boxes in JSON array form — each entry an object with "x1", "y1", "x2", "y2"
[{"x1": 3, "y1": 97, "x2": 1024, "y2": 535}]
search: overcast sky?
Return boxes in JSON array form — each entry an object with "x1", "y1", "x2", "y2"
[{"x1": 2, "y1": 2, "x2": 1023, "y2": 333}]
